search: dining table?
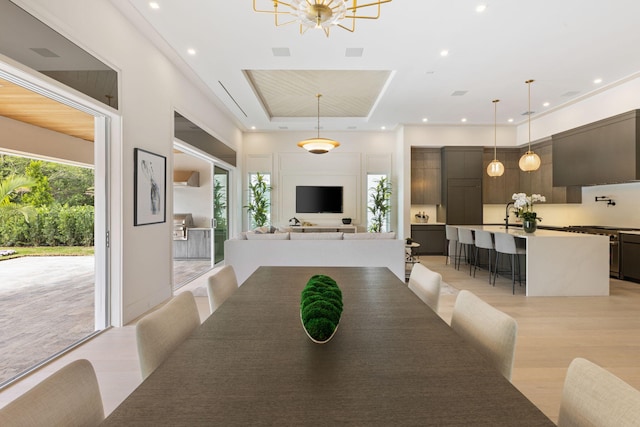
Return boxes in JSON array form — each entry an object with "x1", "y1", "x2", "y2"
[{"x1": 102, "y1": 266, "x2": 553, "y2": 426}]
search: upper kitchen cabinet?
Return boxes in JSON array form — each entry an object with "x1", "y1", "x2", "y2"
[
  {"x1": 519, "y1": 140, "x2": 581, "y2": 203},
  {"x1": 411, "y1": 147, "x2": 441, "y2": 205},
  {"x1": 437, "y1": 147, "x2": 483, "y2": 225},
  {"x1": 483, "y1": 148, "x2": 521, "y2": 204},
  {"x1": 553, "y1": 110, "x2": 640, "y2": 186}
]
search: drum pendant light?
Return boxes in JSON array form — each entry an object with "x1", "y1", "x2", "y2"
[{"x1": 519, "y1": 79, "x2": 541, "y2": 172}]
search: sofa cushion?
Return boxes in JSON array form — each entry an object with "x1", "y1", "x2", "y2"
[
  {"x1": 246, "y1": 232, "x2": 290, "y2": 240},
  {"x1": 343, "y1": 232, "x2": 397, "y2": 240},
  {"x1": 290, "y1": 232, "x2": 343, "y2": 240}
]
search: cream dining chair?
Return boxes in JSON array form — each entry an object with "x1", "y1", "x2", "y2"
[
  {"x1": 450, "y1": 290, "x2": 518, "y2": 381},
  {"x1": 407, "y1": 262, "x2": 442, "y2": 313},
  {"x1": 207, "y1": 265, "x2": 239, "y2": 314},
  {"x1": 558, "y1": 357, "x2": 640, "y2": 427},
  {"x1": 136, "y1": 291, "x2": 201, "y2": 379},
  {"x1": 0, "y1": 359, "x2": 104, "y2": 427}
]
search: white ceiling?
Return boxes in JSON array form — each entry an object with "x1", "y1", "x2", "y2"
[{"x1": 118, "y1": 0, "x2": 640, "y2": 132}]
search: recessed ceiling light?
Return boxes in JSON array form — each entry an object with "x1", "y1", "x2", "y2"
[
  {"x1": 187, "y1": 48, "x2": 196, "y2": 55},
  {"x1": 543, "y1": 102, "x2": 550, "y2": 107},
  {"x1": 461, "y1": 118, "x2": 467, "y2": 123},
  {"x1": 149, "y1": 2, "x2": 160, "y2": 10},
  {"x1": 381, "y1": 126, "x2": 386, "y2": 130},
  {"x1": 594, "y1": 78, "x2": 603, "y2": 84},
  {"x1": 422, "y1": 118, "x2": 428, "y2": 123},
  {"x1": 440, "y1": 50, "x2": 449, "y2": 57},
  {"x1": 250, "y1": 126, "x2": 256, "y2": 130},
  {"x1": 476, "y1": 4, "x2": 487, "y2": 13},
  {"x1": 508, "y1": 118, "x2": 514, "y2": 123}
]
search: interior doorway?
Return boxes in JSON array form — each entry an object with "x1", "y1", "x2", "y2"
[{"x1": 172, "y1": 142, "x2": 232, "y2": 288}]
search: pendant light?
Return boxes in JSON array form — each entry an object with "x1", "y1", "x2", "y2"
[
  {"x1": 297, "y1": 94, "x2": 340, "y2": 154},
  {"x1": 519, "y1": 79, "x2": 541, "y2": 172},
  {"x1": 487, "y1": 99, "x2": 505, "y2": 177}
]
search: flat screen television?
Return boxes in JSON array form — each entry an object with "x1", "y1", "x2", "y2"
[{"x1": 296, "y1": 186, "x2": 343, "y2": 213}]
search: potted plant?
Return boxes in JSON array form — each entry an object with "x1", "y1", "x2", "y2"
[
  {"x1": 244, "y1": 173, "x2": 271, "y2": 228},
  {"x1": 512, "y1": 192, "x2": 546, "y2": 233},
  {"x1": 300, "y1": 275, "x2": 343, "y2": 344},
  {"x1": 368, "y1": 176, "x2": 392, "y2": 233}
]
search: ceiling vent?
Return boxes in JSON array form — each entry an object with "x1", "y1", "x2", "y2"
[{"x1": 451, "y1": 90, "x2": 468, "y2": 96}]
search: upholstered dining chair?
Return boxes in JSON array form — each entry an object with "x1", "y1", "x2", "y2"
[
  {"x1": 136, "y1": 291, "x2": 200, "y2": 379},
  {"x1": 558, "y1": 357, "x2": 640, "y2": 427},
  {"x1": 450, "y1": 290, "x2": 518, "y2": 381},
  {"x1": 407, "y1": 262, "x2": 442, "y2": 313},
  {"x1": 207, "y1": 265, "x2": 239, "y2": 314},
  {"x1": 0, "y1": 359, "x2": 104, "y2": 427}
]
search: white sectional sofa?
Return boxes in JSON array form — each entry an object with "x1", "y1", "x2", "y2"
[{"x1": 224, "y1": 232, "x2": 405, "y2": 285}]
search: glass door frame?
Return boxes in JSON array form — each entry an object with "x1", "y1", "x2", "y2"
[{"x1": 173, "y1": 140, "x2": 235, "y2": 270}]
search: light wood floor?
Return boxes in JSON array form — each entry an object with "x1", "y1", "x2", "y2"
[{"x1": 1, "y1": 257, "x2": 639, "y2": 424}]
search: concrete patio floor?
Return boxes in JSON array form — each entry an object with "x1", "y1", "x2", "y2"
[{"x1": 0, "y1": 255, "x2": 212, "y2": 386}]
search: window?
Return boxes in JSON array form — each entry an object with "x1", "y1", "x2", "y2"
[
  {"x1": 367, "y1": 174, "x2": 391, "y2": 232},
  {"x1": 247, "y1": 173, "x2": 271, "y2": 229}
]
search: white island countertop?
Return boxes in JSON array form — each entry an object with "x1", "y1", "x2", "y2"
[{"x1": 458, "y1": 225, "x2": 610, "y2": 297}]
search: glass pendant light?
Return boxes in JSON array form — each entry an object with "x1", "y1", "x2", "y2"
[
  {"x1": 487, "y1": 99, "x2": 505, "y2": 177},
  {"x1": 519, "y1": 79, "x2": 541, "y2": 172}
]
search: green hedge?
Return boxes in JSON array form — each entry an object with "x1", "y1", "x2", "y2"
[
  {"x1": 0, "y1": 204, "x2": 94, "y2": 247},
  {"x1": 300, "y1": 275, "x2": 343, "y2": 342}
]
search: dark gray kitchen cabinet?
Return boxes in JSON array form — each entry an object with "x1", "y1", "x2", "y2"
[
  {"x1": 621, "y1": 233, "x2": 640, "y2": 282},
  {"x1": 411, "y1": 147, "x2": 441, "y2": 205},
  {"x1": 519, "y1": 140, "x2": 581, "y2": 204},
  {"x1": 411, "y1": 224, "x2": 446, "y2": 255},
  {"x1": 437, "y1": 147, "x2": 483, "y2": 225},
  {"x1": 483, "y1": 148, "x2": 521, "y2": 204},
  {"x1": 553, "y1": 110, "x2": 640, "y2": 186}
]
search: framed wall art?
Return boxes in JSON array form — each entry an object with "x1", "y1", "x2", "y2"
[{"x1": 134, "y1": 148, "x2": 166, "y2": 226}]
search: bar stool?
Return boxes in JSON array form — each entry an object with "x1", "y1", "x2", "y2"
[
  {"x1": 493, "y1": 233, "x2": 526, "y2": 294},
  {"x1": 473, "y1": 229, "x2": 495, "y2": 283},
  {"x1": 457, "y1": 227, "x2": 475, "y2": 275},
  {"x1": 445, "y1": 225, "x2": 460, "y2": 269}
]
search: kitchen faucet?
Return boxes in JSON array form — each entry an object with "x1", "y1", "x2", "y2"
[{"x1": 505, "y1": 201, "x2": 514, "y2": 229}]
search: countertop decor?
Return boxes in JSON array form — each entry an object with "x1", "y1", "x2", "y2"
[
  {"x1": 513, "y1": 193, "x2": 546, "y2": 233},
  {"x1": 300, "y1": 275, "x2": 343, "y2": 343}
]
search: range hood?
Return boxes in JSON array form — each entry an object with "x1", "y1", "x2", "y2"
[{"x1": 173, "y1": 170, "x2": 200, "y2": 187}]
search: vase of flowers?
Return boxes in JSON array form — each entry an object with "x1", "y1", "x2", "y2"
[{"x1": 512, "y1": 193, "x2": 546, "y2": 233}]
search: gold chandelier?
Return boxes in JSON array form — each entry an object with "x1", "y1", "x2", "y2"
[
  {"x1": 519, "y1": 79, "x2": 541, "y2": 172},
  {"x1": 253, "y1": 0, "x2": 392, "y2": 37},
  {"x1": 298, "y1": 94, "x2": 340, "y2": 154},
  {"x1": 487, "y1": 99, "x2": 505, "y2": 177}
]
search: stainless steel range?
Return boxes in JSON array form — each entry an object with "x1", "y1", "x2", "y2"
[
  {"x1": 563, "y1": 225, "x2": 640, "y2": 279},
  {"x1": 173, "y1": 213, "x2": 194, "y2": 240}
]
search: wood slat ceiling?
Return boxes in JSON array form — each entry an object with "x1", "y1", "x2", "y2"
[{"x1": 0, "y1": 77, "x2": 94, "y2": 142}]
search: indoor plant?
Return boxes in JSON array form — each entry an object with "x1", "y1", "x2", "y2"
[
  {"x1": 368, "y1": 176, "x2": 392, "y2": 233},
  {"x1": 244, "y1": 172, "x2": 271, "y2": 228},
  {"x1": 512, "y1": 192, "x2": 546, "y2": 233},
  {"x1": 300, "y1": 275, "x2": 343, "y2": 344}
]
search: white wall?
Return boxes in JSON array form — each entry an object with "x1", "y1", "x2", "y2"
[
  {"x1": 243, "y1": 131, "x2": 396, "y2": 232},
  {"x1": 173, "y1": 153, "x2": 212, "y2": 228},
  {"x1": 17, "y1": 0, "x2": 242, "y2": 325}
]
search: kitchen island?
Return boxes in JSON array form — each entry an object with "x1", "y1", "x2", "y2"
[{"x1": 460, "y1": 226, "x2": 610, "y2": 296}]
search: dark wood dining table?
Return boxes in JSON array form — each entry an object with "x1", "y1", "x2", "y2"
[{"x1": 102, "y1": 266, "x2": 553, "y2": 426}]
